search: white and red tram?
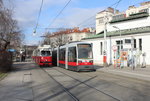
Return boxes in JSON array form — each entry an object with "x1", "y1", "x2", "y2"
[
  {"x1": 32, "y1": 45, "x2": 52, "y2": 66},
  {"x1": 52, "y1": 42, "x2": 95, "y2": 71}
]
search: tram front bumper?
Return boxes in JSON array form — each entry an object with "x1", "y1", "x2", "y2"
[{"x1": 77, "y1": 65, "x2": 95, "y2": 71}]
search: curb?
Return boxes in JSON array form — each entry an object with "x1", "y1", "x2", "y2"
[{"x1": 97, "y1": 69, "x2": 150, "y2": 82}]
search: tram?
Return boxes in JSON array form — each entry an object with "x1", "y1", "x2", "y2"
[
  {"x1": 32, "y1": 45, "x2": 52, "y2": 66},
  {"x1": 52, "y1": 42, "x2": 95, "y2": 71}
]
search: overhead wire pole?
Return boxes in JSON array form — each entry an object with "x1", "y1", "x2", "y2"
[
  {"x1": 103, "y1": 10, "x2": 109, "y2": 67},
  {"x1": 103, "y1": 0, "x2": 122, "y2": 67}
]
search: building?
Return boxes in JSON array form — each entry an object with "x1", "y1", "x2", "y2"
[
  {"x1": 45, "y1": 27, "x2": 95, "y2": 48},
  {"x1": 96, "y1": 7, "x2": 115, "y2": 34},
  {"x1": 83, "y1": 1, "x2": 150, "y2": 67}
]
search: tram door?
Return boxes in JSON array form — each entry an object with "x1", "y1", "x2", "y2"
[
  {"x1": 67, "y1": 47, "x2": 77, "y2": 70},
  {"x1": 65, "y1": 47, "x2": 68, "y2": 69}
]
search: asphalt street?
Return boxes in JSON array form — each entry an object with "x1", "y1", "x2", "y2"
[{"x1": 0, "y1": 62, "x2": 150, "y2": 101}]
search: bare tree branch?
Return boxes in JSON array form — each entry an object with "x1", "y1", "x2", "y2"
[{"x1": 0, "y1": 0, "x2": 24, "y2": 51}]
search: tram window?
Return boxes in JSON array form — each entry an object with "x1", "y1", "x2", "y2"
[
  {"x1": 68, "y1": 47, "x2": 76, "y2": 62},
  {"x1": 41, "y1": 51, "x2": 51, "y2": 56},
  {"x1": 78, "y1": 44, "x2": 92, "y2": 59},
  {"x1": 59, "y1": 48, "x2": 66, "y2": 61}
]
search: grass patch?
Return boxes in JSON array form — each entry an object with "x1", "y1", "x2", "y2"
[{"x1": 0, "y1": 72, "x2": 7, "y2": 80}]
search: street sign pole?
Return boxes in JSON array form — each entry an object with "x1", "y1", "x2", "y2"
[{"x1": 103, "y1": 11, "x2": 108, "y2": 67}]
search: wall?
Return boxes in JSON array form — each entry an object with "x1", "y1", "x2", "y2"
[
  {"x1": 83, "y1": 32, "x2": 150, "y2": 66},
  {"x1": 96, "y1": 11, "x2": 113, "y2": 34},
  {"x1": 107, "y1": 16, "x2": 150, "y2": 32}
]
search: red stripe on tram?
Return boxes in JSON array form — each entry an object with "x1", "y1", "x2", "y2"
[
  {"x1": 59, "y1": 61, "x2": 65, "y2": 64},
  {"x1": 78, "y1": 62, "x2": 93, "y2": 65},
  {"x1": 68, "y1": 62, "x2": 77, "y2": 66}
]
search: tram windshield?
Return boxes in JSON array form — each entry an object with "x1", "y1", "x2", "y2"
[
  {"x1": 78, "y1": 44, "x2": 92, "y2": 59},
  {"x1": 41, "y1": 51, "x2": 51, "y2": 56}
]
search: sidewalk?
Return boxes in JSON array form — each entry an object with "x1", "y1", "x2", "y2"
[
  {"x1": 0, "y1": 62, "x2": 78, "y2": 101},
  {"x1": 97, "y1": 65, "x2": 150, "y2": 81},
  {"x1": 0, "y1": 62, "x2": 34, "y2": 101}
]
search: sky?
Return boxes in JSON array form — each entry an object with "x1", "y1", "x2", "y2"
[{"x1": 4, "y1": 0, "x2": 149, "y2": 45}]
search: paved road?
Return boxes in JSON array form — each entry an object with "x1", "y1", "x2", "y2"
[
  {"x1": 0, "y1": 62, "x2": 150, "y2": 101},
  {"x1": 44, "y1": 67, "x2": 150, "y2": 101}
]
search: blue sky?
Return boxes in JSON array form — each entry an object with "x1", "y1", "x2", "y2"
[{"x1": 6, "y1": 0, "x2": 149, "y2": 45}]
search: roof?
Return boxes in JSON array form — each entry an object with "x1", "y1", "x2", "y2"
[
  {"x1": 110, "y1": 11, "x2": 149, "y2": 23},
  {"x1": 83, "y1": 26, "x2": 150, "y2": 40},
  {"x1": 47, "y1": 28, "x2": 91, "y2": 38}
]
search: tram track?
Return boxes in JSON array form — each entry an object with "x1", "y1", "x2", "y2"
[
  {"x1": 49, "y1": 68, "x2": 150, "y2": 101},
  {"x1": 41, "y1": 68, "x2": 79, "y2": 101},
  {"x1": 56, "y1": 66, "x2": 150, "y2": 90},
  {"x1": 82, "y1": 70, "x2": 150, "y2": 94},
  {"x1": 43, "y1": 67, "x2": 120, "y2": 101}
]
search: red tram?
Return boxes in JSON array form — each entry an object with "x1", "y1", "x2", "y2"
[
  {"x1": 32, "y1": 45, "x2": 52, "y2": 67},
  {"x1": 52, "y1": 42, "x2": 95, "y2": 71}
]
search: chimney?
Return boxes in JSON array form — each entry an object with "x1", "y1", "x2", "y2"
[
  {"x1": 128, "y1": 5, "x2": 136, "y2": 9},
  {"x1": 115, "y1": 10, "x2": 120, "y2": 14},
  {"x1": 107, "y1": 7, "x2": 114, "y2": 13}
]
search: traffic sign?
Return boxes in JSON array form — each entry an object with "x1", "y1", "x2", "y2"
[{"x1": 112, "y1": 45, "x2": 117, "y2": 51}]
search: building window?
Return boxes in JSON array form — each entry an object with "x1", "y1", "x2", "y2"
[
  {"x1": 116, "y1": 40, "x2": 123, "y2": 45},
  {"x1": 99, "y1": 19, "x2": 103, "y2": 24},
  {"x1": 124, "y1": 39, "x2": 131, "y2": 44},
  {"x1": 116, "y1": 40, "x2": 123, "y2": 56},
  {"x1": 139, "y1": 38, "x2": 142, "y2": 51},
  {"x1": 100, "y1": 42, "x2": 103, "y2": 55},
  {"x1": 134, "y1": 39, "x2": 136, "y2": 48},
  {"x1": 139, "y1": 8, "x2": 148, "y2": 13}
]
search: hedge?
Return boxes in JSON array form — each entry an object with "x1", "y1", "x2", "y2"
[{"x1": 0, "y1": 51, "x2": 13, "y2": 72}]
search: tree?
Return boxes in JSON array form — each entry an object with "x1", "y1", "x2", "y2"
[
  {"x1": 0, "y1": 0, "x2": 23, "y2": 51},
  {"x1": 42, "y1": 29, "x2": 71, "y2": 48},
  {"x1": 42, "y1": 32, "x2": 55, "y2": 49},
  {"x1": 53, "y1": 29, "x2": 72, "y2": 47}
]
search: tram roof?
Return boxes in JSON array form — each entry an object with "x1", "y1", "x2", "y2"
[
  {"x1": 59, "y1": 41, "x2": 92, "y2": 48},
  {"x1": 38, "y1": 45, "x2": 51, "y2": 49}
]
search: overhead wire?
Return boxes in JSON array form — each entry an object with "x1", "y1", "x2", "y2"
[
  {"x1": 33, "y1": 0, "x2": 44, "y2": 34},
  {"x1": 34, "y1": 0, "x2": 146, "y2": 32},
  {"x1": 76, "y1": 0, "x2": 123, "y2": 27},
  {"x1": 47, "y1": 0, "x2": 72, "y2": 30},
  {"x1": 114, "y1": 0, "x2": 122, "y2": 11},
  {"x1": 47, "y1": 0, "x2": 123, "y2": 32},
  {"x1": 78, "y1": 0, "x2": 150, "y2": 28}
]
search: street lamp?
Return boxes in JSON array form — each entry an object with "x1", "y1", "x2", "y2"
[{"x1": 113, "y1": 26, "x2": 122, "y2": 68}]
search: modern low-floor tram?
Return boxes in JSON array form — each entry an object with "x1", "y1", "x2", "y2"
[{"x1": 52, "y1": 42, "x2": 95, "y2": 71}]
